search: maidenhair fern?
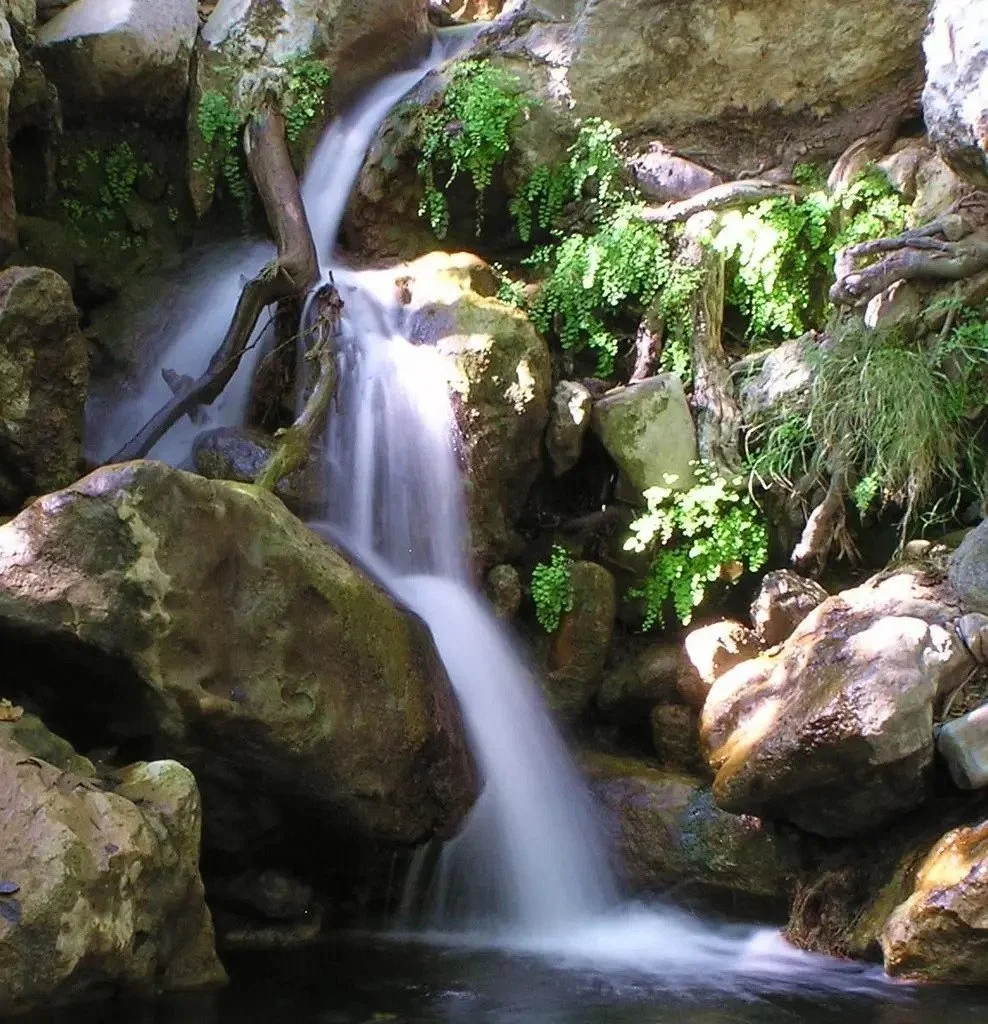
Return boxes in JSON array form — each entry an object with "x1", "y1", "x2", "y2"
[
  {"x1": 417, "y1": 59, "x2": 535, "y2": 238},
  {"x1": 530, "y1": 545, "x2": 575, "y2": 633},
  {"x1": 624, "y1": 465, "x2": 768, "y2": 629}
]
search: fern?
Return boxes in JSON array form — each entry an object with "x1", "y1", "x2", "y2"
[{"x1": 531, "y1": 545, "x2": 575, "y2": 633}]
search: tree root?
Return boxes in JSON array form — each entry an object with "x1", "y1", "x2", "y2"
[
  {"x1": 254, "y1": 282, "x2": 342, "y2": 491},
  {"x1": 791, "y1": 474, "x2": 858, "y2": 578},
  {"x1": 831, "y1": 193, "x2": 988, "y2": 309},
  {"x1": 109, "y1": 102, "x2": 319, "y2": 463},
  {"x1": 639, "y1": 179, "x2": 796, "y2": 225}
]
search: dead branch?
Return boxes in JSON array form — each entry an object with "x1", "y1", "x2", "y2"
[
  {"x1": 109, "y1": 102, "x2": 319, "y2": 462},
  {"x1": 791, "y1": 474, "x2": 857, "y2": 578},
  {"x1": 639, "y1": 180, "x2": 796, "y2": 224},
  {"x1": 629, "y1": 309, "x2": 663, "y2": 383},
  {"x1": 254, "y1": 282, "x2": 342, "y2": 491}
]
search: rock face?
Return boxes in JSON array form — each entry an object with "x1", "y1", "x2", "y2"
[
  {"x1": 949, "y1": 519, "x2": 988, "y2": 614},
  {"x1": 882, "y1": 819, "x2": 988, "y2": 982},
  {"x1": 493, "y1": 0, "x2": 928, "y2": 177},
  {"x1": 0, "y1": 715, "x2": 224, "y2": 1015},
  {"x1": 701, "y1": 571, "x2": 972, "y2": 838},
  {"x1": 586, "y1": 753, "x2": 802, "y2": 909},
  {"x1": 546, "y1": 380, "x2": 591, "y2": 477},
  {"x1": 597, "y1": 642, "x2": 682, "y2": 724},
  {"x1": 0, "y1": 267, "x2": 87, "y2": 511},
  {"x1": 749, "y1": 570, "x2": 829, "y2": 647},
  {"x1": 402, "y1": 252, "x2": 552, "y2": 567},
  {"x1": 591, "y1": 374, "x2": 697, "y2": 500},
  {"x1": 543, "y1": 561, "x2": 617, "y2": 720},
  {"x1": 37, "y1": 0, "x2": 199, "y2": 121},
  {"x1": 922, "y1": 0, "x2": 988, "y2": 187},
  {"x1": 0, "y1": 10, "x2": 18, "y2": 261},
  {"x1": 0, "y1": 462, "x2": 476, "y2": 850}
]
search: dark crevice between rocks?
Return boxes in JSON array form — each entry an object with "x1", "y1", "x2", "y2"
[{"x1": 0, "y1": 623, "x2": 164, "y2": 766}]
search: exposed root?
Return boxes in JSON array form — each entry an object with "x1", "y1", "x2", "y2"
[
  {"x1": 791, "y1": 474, "x2": 858, "y2": 578},
  {"x1": 639, "y1": 179, "x2": 796, "y2": 225}
]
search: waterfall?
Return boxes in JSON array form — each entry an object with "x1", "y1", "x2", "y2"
[{"x1": 86, "y1": 26, "x2": 891, "y2": 994}]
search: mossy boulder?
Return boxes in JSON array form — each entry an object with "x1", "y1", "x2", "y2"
[
  {"x1": 542, "y1": 561, "x2": 617, "y2": 721},
  {"x1": 401, "y1": 251, "x2": 552, "y2": 568},
  {"x1": 585, "y1": 752, "x2": 803, "y2": 912},
  {"x1": 0, "y1": 461, "x2": 477, "y2": 852},
  {"x1": 0, "y1": 714, "x2": 224, "y2": 1016},
  {"x1": 0, "y1": 266, "x2": 87, "y2": 511}
]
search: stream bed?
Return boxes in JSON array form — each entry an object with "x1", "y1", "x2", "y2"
[{"x1": 20, "y1": 932, "x2": 988, "y2": 1024}]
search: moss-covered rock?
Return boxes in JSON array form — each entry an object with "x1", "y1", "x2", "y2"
[
  {"x1": 401, "y1": 251, "x2": 552, "y2": 568},
  {"x1": 0, "y1": 265, "x2": 87, "y2": 511},
  {"x1": 542, "y1": 560, "x2": 617, "y2": 721},
  {"x1": 0, "y1": 9, "x2": 18, "y2": 262},
  {"x1": 0, "y1": 461, "x2": 477, "y2": 851},
  {"x1": 0, "y1": 714, "x2": 224, "y2": 1016},
  {"x1": 585, "y1": 752, "x2": 803, "y2": 912}
]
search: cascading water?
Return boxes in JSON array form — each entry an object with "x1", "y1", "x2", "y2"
[{"x1": 88, "y1": 24, "x2": 891, "y2": 997}]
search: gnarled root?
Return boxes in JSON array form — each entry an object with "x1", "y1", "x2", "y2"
[{"x1": 831, "y1": 193, "x2": 988, "y2": 309}]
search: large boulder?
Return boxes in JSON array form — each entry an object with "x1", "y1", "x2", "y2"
[
  {"x1": 0, "y1": 713, "x2": 224, "y2": 1015},
  {"x1": 37, "y1": 0, "x2": 198, "y2": 121},
  {"x1": 922, "y1": 0, "x2": 988, "y2": 188},
  {"x1": 0, "y1": 461, "x2": 477, "y2": 853},
  {"x1": 191, "y1": 0, "x2": 430, "y2": 216},
  {"x1": 591, "y1": 374, "x2": 698, "y2": 500},
  {"x1": 0, "y1": 266, "x2": 87, "y2": 511},
  {"x1": 401, "y1": 251, "x2": 552, "y2": 568},
  {"x1": 882, "y1": 818, "x2": 988, "y2": 982},
  {"x1": 701, "y1": 571, "x2": 974, "y2": 838},
  {"x1": 542, "y1": 560, "x2": 617, "y2": 721},
  {"x1": 585, "y1": 753, "x2": 803, "y2": 910},
  {"x1": 488, "y1": 0, "x2": 928, "y2": 178}
]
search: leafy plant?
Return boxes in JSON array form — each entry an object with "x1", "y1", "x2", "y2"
[
  {"x1": 624, "y1": 465, "x2": 769, "y2": 629},
  {"x1": 530, "y1": 545, "x2": 575, "y2": 633},
  {"x1": 417, "y1": 59, "x2": 535, "y2": 238},
  {"x1": 195, "y1": 90, "x2": 250, "y2": 210},
  {"x1": 712, "y1": 167, "x2": 909, "y2": 340},
  {"x1": 282, "y1": 56, "x2": 332, "y2": 142},
  {"x1": 511, "y1": 118, "x2": 623, "y2": 242}
]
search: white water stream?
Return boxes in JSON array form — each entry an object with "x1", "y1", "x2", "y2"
[{"x1": 86, "y1": 25, "x2": 891, "y2": 997}]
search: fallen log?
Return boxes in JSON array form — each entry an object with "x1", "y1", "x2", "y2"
[{"x1": 110, "y1": 102, "x2": 319, "y2": 462}]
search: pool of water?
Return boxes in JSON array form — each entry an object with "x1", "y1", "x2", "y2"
[{"x1": 22, "y1": 927, "x2": 988, "y2": 1024}]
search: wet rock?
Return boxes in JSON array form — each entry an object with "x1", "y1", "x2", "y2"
[
  {"x1": 0, "y1": 266, "x2": 87, "y2": 511},
  {"x1": 402, "y1": 252, "x2": 551, "y2": 568},
  {"x1": 546, "y1": 380, "x2": 592, "y2": 477},
  {"x1": 0, "y1": 461, "x2": 477, "y2": 848},
  {"x1": 37, "y1": 0, "x2": 198, "y2": 122},
  {"x1": 192, "y1": 425, "x2": 322, "y2": 518},
  {"x1": 218, "y1": 869, "x2": 315, "y2": 922},
  {"x1": 922, "y1": 0, "x2": 988, "y2": 187},
  {"x1": 486, "y1": 563, "x2": 522, "y2": 619},
  {"x1": 591, "y1": 374, "x2": 697, "y2": 500},
  {"x1": 949, "y1": 519, "x2": 988, "y2": 614},
  {"x1": 650, "y1": 704, "x2": 707, "y2": 776},
  {"x1": 938, "y1": 706, "x2": 988, "y2": 790},
  {"x1": 586, "y1": 753, "x2": 802, "y2": 910},
  {"x1": 629, "y1": 144, "x2": 723, "y2": 204},
  {"x1": 882, "y1": 818, "x2": 988, "y2": 982},
  {"x1": 702, "y1": 571, "x2": 973, "y2": 837},
  {"x1": 543, "y1": 561, "x2": 617, "y2": 721},
  {"x1": 597, "y1": 643, "x2": 682, "y2": 725},
  {"x1": 0, "y1": 716, "x2": 224, "y2": 1015},
  {"x1": 0, "y1": 11, "x2": 17, "y2": 262},
  {"x1": 749, "y1": 570, "x2": 828, "y2": 647},
  {"x1": 683, "y1": 620, "x2": 759, "y2": 698}
]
